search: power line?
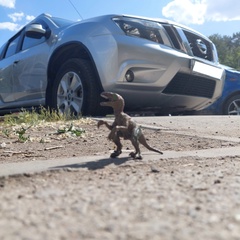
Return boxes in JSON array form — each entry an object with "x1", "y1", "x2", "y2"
[{"x1": 67, "y1": 0, "x2": 83, "y2": 20}]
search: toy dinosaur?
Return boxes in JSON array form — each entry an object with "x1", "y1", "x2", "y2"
[{"x1": 97, "y1": 92, "x2": 163, "y2": 159}]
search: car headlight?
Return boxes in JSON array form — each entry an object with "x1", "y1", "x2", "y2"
[{"x1": 112, "y1": 16, "x2": 167, "y2": 44}]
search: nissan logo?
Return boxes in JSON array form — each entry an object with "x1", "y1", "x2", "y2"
[{"x1": 196, "y1": 39, "x2": 207, "y2": 54}]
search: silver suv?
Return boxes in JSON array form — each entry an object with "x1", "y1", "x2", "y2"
[{"x1": 0, "y1": 13, "x2": 225, "y2": 115}]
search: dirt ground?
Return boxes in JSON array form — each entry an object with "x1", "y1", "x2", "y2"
[
  {"x1": 0, "y1": 118, "x2": 237, "y2": 163},
  {"x1": 1, "y1": 117, "x2": 240, "y2": 239}
]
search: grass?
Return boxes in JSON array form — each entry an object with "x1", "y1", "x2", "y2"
[
  {"x1": 0, "y1": 107, "x2": 90, "y2": 142},
  {"x1": 1, "y1": 106, "x2": 79, "y2": 126}
]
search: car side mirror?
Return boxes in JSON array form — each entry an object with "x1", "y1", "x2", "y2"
[{"x1": 25, "y1": 24, "x2": 50, "y2": 39}]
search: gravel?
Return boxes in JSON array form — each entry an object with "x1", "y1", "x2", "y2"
[{"x1": 1, "y1": 116, "x2": 240, "y2": 239}]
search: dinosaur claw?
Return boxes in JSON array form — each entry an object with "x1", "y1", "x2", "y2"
[
  {"x1": 110, "y1": 150, "x2": 122, "y2": 158},
  {"x1": 129, "y1": 152, "x2": 136, "y2": 158},
  {"x1": 129, "y1": 152, "x2": 143, "y2": 160}
]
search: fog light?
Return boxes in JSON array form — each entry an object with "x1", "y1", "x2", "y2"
[{"x1": 125, "y1": 70, "x2": 134, "y2": 82}]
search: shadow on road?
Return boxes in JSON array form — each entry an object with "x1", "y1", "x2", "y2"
[{"x1": 51, "y1": 156, "x2": 131, "y2": 171}]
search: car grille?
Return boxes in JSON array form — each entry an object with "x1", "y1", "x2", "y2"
[
  {"x1": 162, "y1": 72, "x2": 216, "y2": 98},
  {"x1": 183, "y1": 30, "x2": 213, "y2": 62}
]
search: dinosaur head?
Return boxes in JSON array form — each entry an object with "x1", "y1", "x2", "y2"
[{"x1": 100, "y1": 92, "x2": 125, "y2": 113}]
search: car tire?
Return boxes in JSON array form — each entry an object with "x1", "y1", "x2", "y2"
[
  {"x1": 223, "y1": 94, "x2": 240, "y2": 115},
  {"x1": 46, "y1": 58, "x2": 102, "y2": 116}
]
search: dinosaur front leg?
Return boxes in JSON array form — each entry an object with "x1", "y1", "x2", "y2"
[{"x1": 97, "y1": 120, "x2": 113, "y2": 130}]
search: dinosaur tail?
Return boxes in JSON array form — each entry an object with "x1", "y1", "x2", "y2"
[{"x1": 139, "y1": 135, "x2": 163, "y2": 154}]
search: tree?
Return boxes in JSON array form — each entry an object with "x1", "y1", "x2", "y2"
[{"x1": 209, "y1": 32, "x2": 240, "y2": 70}]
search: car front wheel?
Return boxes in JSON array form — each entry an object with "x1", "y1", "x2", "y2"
[
  {"x1": 47, "y1": 58, "x2": 101, "y2": 116},
  {"x1": 223, "y1": 94, "x2": 240, "y2": 115}
]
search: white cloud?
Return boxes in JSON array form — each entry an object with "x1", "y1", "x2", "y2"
[
  {"x1": 8, "y1": 12, "x2": 24, "y2": 22},
  {"x1": 162, "y1": 0, "x2": 240, "y2": 25},
  {"x1": 0, "y1": 12, "x2": 35, "y2": 32},
  {"x1": 26, "y1": 15, "x2": 35, "y2": 22},
  {"x1": 0, "y1": 2, "x2": 35, "y2": 31},
  {"x1": 0, "y1": 0, "x2": 15, "y2": 8},
  {"x1": 162, "y1": 0, "x2": 206, "y2": 25},
  {"x1": 0, "y1": 22, "x2": 20, "y2": 31},
  {"x1": 206, "y1": 0, "x2": 240, "y2": 22}
]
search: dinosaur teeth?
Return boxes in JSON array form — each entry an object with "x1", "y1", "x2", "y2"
[{"x1": 100, "y1": 93, "x2": 109, "y2": 99}]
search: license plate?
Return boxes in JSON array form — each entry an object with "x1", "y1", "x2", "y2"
[{"x1": 193, "y1": 61, "x2": 224, "y2": 79}]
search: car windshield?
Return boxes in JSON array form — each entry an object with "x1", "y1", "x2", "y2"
[
  {"x1": 51, "y1": 17, "x2": 74, "y2": 27},
  {"x1": 0, "y1": 42, "x2": 7, "y2": 58}
]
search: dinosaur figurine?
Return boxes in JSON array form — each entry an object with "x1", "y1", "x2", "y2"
[{"x1": 97, "y1": 92, "x2": 163, "y2": 159}]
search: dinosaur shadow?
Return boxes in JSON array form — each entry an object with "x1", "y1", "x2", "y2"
[{"x1": 51, "y1": 156, "x2": 131, "y2": 171}]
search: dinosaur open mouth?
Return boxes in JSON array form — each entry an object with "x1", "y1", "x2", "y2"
[
  {"x1": 100, "y1": 92, "x2": 111, "y2": 106},
  {"x1": 100, "y1": 92, "x2": 110, "y2": 100}
]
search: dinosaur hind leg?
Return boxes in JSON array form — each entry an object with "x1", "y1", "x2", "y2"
[
  {"x1": 129, "y1": 139, "x2": 142, "y2": 159},
  {"x1": 110, "y1": 133, "x2": 123, "y2": 158}
]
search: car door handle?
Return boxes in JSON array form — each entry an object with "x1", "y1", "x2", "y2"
[{"x1": 13, "y1": 60, "x2": 20, "y2": 65}]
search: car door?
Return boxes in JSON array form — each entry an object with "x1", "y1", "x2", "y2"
[
  {"x1": 11, "y1": 23, "x2": 49, "y2": 102},
  {"x1": 0, "y1": 33, "x2": 22, "y2": 104}
]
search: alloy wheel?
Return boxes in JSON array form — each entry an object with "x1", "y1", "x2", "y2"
[
  {"x1": 57, "y1": 71, "x2": 83, "y2": 116},
  {"x1": 227, "y1": 99, "x2": 240, "y2": 115}
]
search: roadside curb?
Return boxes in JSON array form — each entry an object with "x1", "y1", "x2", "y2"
[{"x1": 1, "y1": 146, "x2": 240, "y2": 177}]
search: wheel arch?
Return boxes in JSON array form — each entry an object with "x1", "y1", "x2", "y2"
[{"x1": 46, "y1": 42, "x2": 104, "y2": 99}]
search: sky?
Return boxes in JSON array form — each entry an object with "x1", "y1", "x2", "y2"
[{"x1": 0, "y1": 0, "x2": 240, "y2": 47}]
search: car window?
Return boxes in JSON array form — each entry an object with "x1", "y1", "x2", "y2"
[
  {"x1": 0, "y1": 43, "x2": 7, "y2": 60},
  {"x1": 51, "y1": 17, "x2": 74, "y2": 27},
  {"x1": 183, "y1": 30, "x2": 213, "y2": 61},
  {"x1": 22, "y1": 34, "x2": 46, "y2": 50},
  {"x1": 22, "y1": 23, "x2": 47, "y2": 50},
  {"x1": 5, "y1": 34, "x2": 21, "y2": 58}
]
